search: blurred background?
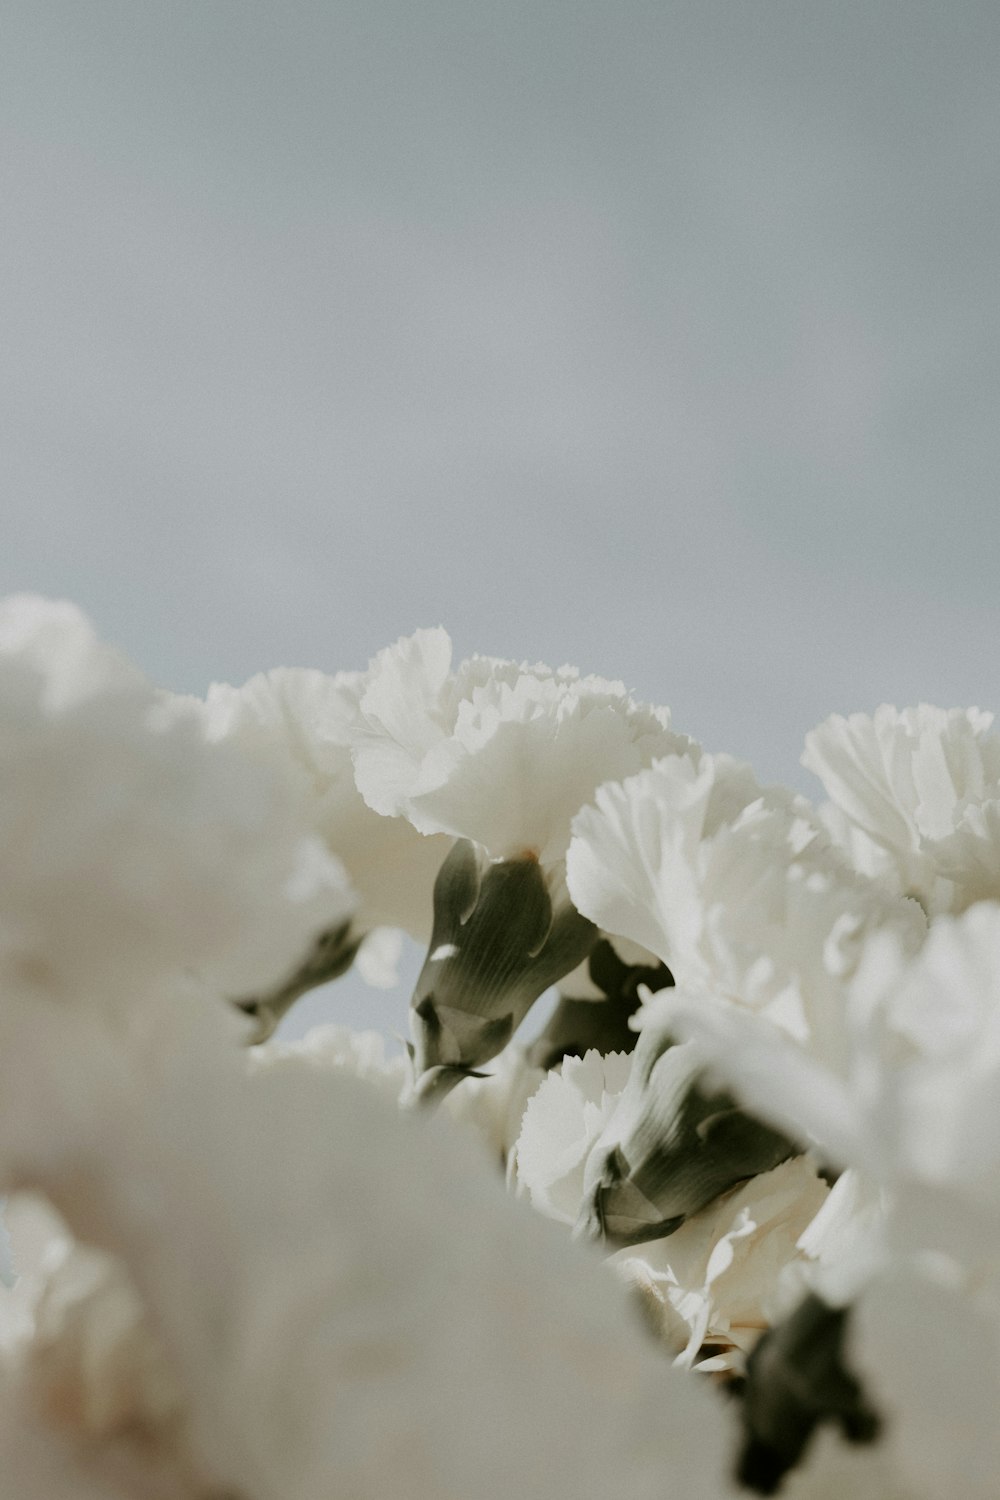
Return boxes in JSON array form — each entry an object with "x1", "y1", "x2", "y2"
[{"x1": 3, "y1": 2, "x2": 999, "y2": 1036}]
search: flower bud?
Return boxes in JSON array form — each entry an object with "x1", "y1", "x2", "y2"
[
  {"x1": 576, "y1": 1030, "x2": 795, "y2": 1246},
  {"x1": 409, "y1": 839, "x2": 596, "y2": 1098}
]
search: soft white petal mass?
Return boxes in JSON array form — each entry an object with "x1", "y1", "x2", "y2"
[
  {"x1": 0, "y1": 595, "x2": 352, "y2": 1008},
  {"x1": 204, "y1": 665, "x2": 451, "y2": 942},
  {"x1": 0, "y1": 990, "x2": 735, "y2": 1500}
]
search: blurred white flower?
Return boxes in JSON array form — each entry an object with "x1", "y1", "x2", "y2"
[
  {"x1": 0, "y1": 1193, "x2": 204, "y2": 1498},
  {"x1": 0, "y1": 595, "x2": 352, "y2": 1011},
  {"x1": 655, "y1": 903, "x2": 1000, "y2": 1187},
  {"x1": 0, "y1": 989, "x2": 734, "y2": 1500},
  {"x1": 803, "y1": 704, "x2": 1000, "y2": 915},
  {"x1": 248, "y1": 1021, "x2": 409, "y2": 1104},
  {"x1": 204, "y1": 666, "x2": 451, "y2": 942}
]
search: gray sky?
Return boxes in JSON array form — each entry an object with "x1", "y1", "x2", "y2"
[{"x1": 3, "y1": 3, "x2": 999, "y2": 1035}]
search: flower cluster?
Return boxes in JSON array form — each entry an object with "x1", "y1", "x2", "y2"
[{"x1": 1, "y1": 597, "x2": 997, "y2": 1498}]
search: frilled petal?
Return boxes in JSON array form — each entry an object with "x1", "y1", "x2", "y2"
[
  {"x1": 566, "y1": 753, "x2": 765, "y2": 974},
  {"x1": 352, "y1": 628, "x2": 691, "y2": 868},
  {"x1": 514, "y1": 1050, "x2": 633, "y2": 1224},
  {"x1": 803, "y1": 705, "x2": 1000, "y2": 913},
  {"x1": 614, "y1": 1156, "x2": 829, "y2": 1365}
]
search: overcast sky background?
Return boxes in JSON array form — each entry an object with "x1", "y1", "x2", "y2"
[{"x1": 3, "y1": 3, "x2": 999, "y2": 1035}]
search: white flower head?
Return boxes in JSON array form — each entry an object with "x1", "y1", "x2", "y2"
[
  {"x1": 0, "y1": 975, "x2": 733, "y2": 1500},
  {"x1": 616, "y1": 1155, "x2": 829, "y2": 1369},
  {"x1": 355, "y1": 630, "x2": 695, "y2": 1094},
  {"x1": 803, "y1": 704, "x2": 1000, "y2": 914},
  {"x1": 569, "y1": 749, "x2": 924, "y2": 1057},
  {"x1": 654, "y1": 902, "x2": 1000, "y2": 1192},
  {"x1": 352, "y1": 627, "x2": 694, "y2": 868},
  {"x1": 512, "y1": 1048, "x2": 827, "y2": 1369},
  {"x1": 514, "y1": 1049, "x2": 634, "y2": 1225},
  {"x1": 566, "y1": 750, "x2": 769, "y2": 980},
  {"x1": 205, "y1": 665, "x2": 450, "y2": 943},
  {"x1": 0, "y1": 596, "x2": 352, "y2": 1010}
]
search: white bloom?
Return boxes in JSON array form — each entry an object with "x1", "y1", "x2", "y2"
[
  {"x1": 351, "y1": 627, "x2": 694, "y2": 868},
  {"x1": 656, "y1": 902, "x2": 1000, "y2": 1196},
  {"x1": 567, "y1": 752, "x2": 765, "y2": 975},
  {"x1": 616, "y1": 1156, "x2": 829, "y2": 1369},
  {"x1": 204, "y1": 666, "x2": 451, "y2": 943},
  {"x1": 0, "y1": 1194, "x2": 203, "y2": 1498},
  {"x1": 249, "y1": 1021, "x2": 409, "y2": 1104},
  {"x1": 514, "y1": 1049, "x2": 633, "y2": 1224},
  {"x1": 569, "y1": 752, "x2": 923, "y2": 1049},
  {"x1": 0, "y1": 595, "x2": 352, "y2": 1010},
  {"x1": 803, "y1": 704, "x2": 1000, "y2": 914},
  {"x1": 512, "y1": 1048, "x2": 827, "y2": 1367},
  {"x1": 355, "y1": 631, "x2": 697, "y2": 1091},
  {"x1": 0, "y1": 988, "x2": 733, "y2": 1500}
]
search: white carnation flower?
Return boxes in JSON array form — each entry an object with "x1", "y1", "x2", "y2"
[
  {"x1": 566, "y1": 751, "x2": 773, "y2": 984},
  {"x1": 512, "y1": 1048, "x2": 827, "y2": 1368},
  {"x1": 352, "y1": 627, "x2": 693, "y2": 867},
  {"x1": 569, "y1": 751, "x2": 923, "y2": 1048},
  {"x1": 204, "y1": 665, "x2": 451, "y2": 942},
  {"x1": 0, "y1": 1193, "x2": 203, "y2": 1497},
  {"x1": 514, "y1": 1049, "x2": 634, "y2": 1223},
  {"x1": 0, "y1": 987, "x2": 733, "y2": 1500},
  {"x1": 803, "y1": 704, "x2": 1000, "y2": 915},
  {"x1": 616, "y1": 1155, "x2": 830, "y2": 1370},
  {"x1": 351, "y1": 629, "x2": 696, "y2": 1091},
  {"x1": 0, "y1": 596, "x2": 352, "y2": 1011},
  {"x1": 655, "y1": 902, "x2": 1000, "y2": 1192}
]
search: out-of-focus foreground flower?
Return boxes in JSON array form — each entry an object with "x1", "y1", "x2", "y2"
[{"x1": 5, "y1": 594, "x2": 1000, "y2": 1497}]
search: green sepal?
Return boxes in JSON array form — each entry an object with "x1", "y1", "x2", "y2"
[
  {"x1": 529, "y1": 939, "x2": 673, "y2": 1070},
  {"x1": 410, "y1": 839, "x2": 597, "y2": 1085},
  {"x1": 577, "y1": 1031, "x2": 796, "y2": 1247}
]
